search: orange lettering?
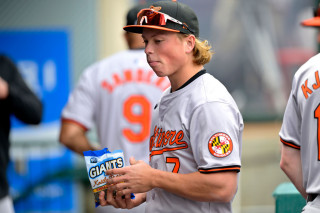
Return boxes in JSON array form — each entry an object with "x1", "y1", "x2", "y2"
[
  {"x1": 145, "y1": 70, "x2": 153, "y2": 83},
  {"x1": 163, "y1": 131, "x2": 171, "y2": 146},
  {"x1": 153, "y1": 126, "x2": 159, "y2": 137},
  {"x1": 174, "y1": 131, "x2": 184, "y2": 145},
  {"x1": 301, "y1": 79, "x2": 313, "y2": 99},
  {"x1": 149, "y1": 127, "x2": 188, "y2": 158},
  {"x1": 156, "y1": 128, "x2": 163, "y2": 147},
  {"x1": 100, "y1": 69, "x2": 169, "y2": 93},
  {"x1": 169, "y1": 131, "x2": 177, "y2": 145},
  {"x1": 101, "y1": 80, "x2": 113, "y2": 92},
  {"x1": 159, "y1": 131, "x2": 166, "y2": 147},
  {"x1": 112, "y1": 73, "x2": 122, "y2": 87},
  {"x1": 124, "y1": 69, "x2": 133, "y2": 82},
  {"x1": 313, "y1": 71, "x2": 320, "y2": 90},
  {"x1": 150, "y1": 136, "x2": 155, "y2": 151},
  {"x1": 155, "y1": 77, "x2": 166, "y2": 87}
]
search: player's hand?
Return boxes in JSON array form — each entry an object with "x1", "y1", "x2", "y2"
[
  {"x1": 98, "y1": 190, "x2": 146, "y2": 209},
  {"x1": 106, "y1": 157, "x2": 156, "y2": 196},
  {"x1": 0, "y1": 77, "x2": 9, "y2": 99}
]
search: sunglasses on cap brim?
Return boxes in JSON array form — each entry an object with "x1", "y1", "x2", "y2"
[{"x1": 137, "y1": 8, "x2": 193, "y2": 34}]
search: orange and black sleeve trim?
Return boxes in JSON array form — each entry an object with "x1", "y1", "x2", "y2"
[
  {"x1": 199, "y1": 165, "x2": 241, "y2": 174},
  {"x1": 280, "y1": 137, "x2": 300, "y2": 150}
]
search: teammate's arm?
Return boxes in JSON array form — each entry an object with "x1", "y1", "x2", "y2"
[
  {"x1": 280, "y1": 143, "x2": 307, "y2": 199},
  {"x1": 59, "y1": 121, "x2": 98, "y2": 155},
  {"x1": 103, "y1": 157, "x2": 237, "y2": 204}
]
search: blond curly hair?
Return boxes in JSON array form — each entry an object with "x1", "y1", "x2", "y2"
[{"x1": 178, "y1": 33, "x2": 214, "y2": 65}]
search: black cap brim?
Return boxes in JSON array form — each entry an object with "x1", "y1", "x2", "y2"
[{"x1": 123, "y1": 25, "x2": 180, "y2": 34}]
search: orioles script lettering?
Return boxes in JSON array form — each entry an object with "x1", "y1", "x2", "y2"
[{"x1": 149, "y1": 125, "x2": 188, "y2": 157}]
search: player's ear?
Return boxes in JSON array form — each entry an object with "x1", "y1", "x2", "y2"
[{"x1": 184, "y1": 34, "x2": 195, "y2": 54}]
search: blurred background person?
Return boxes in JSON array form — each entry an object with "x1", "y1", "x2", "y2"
[
  {"x1": 280, "y1": 0, "x2": 320, "y2": 212},
  {"x1": 0, "y1": 54, "x2": 42, "y2": 213},
  {"x1": 59, "y1": 3, "x2": 169, "y2": 213}
]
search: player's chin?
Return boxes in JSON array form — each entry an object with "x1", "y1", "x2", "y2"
[{"x1": 151, "y1": 68, "x2": 166, "y2": 77}]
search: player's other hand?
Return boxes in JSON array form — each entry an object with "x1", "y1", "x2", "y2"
[
  {"x1": 98, "y1": 189, "x2": 146, "y2": 209},
  {"x1": 106, "y1": 157, "x2": 156, "y2": 196}
]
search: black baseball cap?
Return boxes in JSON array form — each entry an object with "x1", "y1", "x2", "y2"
[
  {"x1": 124, "y1": 1, "x2": 199, "y2": 37},
  {"x1": 126, "y1": 3, "x2": 151, "y2": 26},
  {"x1": 301, "y1": 0, "x2": 320, "y2": 27}
]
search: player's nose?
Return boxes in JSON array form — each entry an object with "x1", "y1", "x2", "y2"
[{"x1": 144, "y1": 43, "x2": 153, "y2": 55}]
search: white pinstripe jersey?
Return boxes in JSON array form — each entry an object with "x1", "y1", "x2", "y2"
[
  {"x1": 62, "y1": 49, "x2": 170, "y2": 168},
  {"x1": 280, "y1": 53, "x2": 320, "y2": 194},
  {"x1": 146, "y1": 71, "x2": 243, "y2": 213}
]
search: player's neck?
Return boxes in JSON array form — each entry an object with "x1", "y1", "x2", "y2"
[{"x1": 169, "y1": 65, "x2": 204, "y2": 92}]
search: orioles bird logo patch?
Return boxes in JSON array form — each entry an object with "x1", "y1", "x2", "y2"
[{"x1": 208, "y1": 132, "x2": 233, "y2": 158}]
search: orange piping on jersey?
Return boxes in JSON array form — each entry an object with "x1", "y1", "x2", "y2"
[
  {"x1": 61, "y1": 118, "x2": 88, "y2": 131},
  {"x1": 280, "y1": 137, "x2": 301, "y2": 150},
  {"x1": 313, "y1": 71, "x2": 320, "y2": 90},
  {"x1": 199, "y1": 166, "x2": 240, "y2": 173}
]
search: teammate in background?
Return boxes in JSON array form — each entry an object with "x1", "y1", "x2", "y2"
[
  {"x1": 279, "y1": 2, "x2": 320, "y2": 212},
  {"x1": 59, "y1": 3, "x2": 169, "y2": 213},
  {"x1": 98, "y1": 1, "x2": 243, "y2": 212},
  {"x1": 0, "y1": 55, "x2": 43, "y2": 213}
]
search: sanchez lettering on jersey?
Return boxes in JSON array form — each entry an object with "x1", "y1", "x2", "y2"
[
  {"x1": 301, "y1": 70, "x2": 320, "y2": 99},
  {"x1": 149, "y1": 125, "x2": 188, "y2": 157},
  {"x1": 100, "y1": 69, "x2": 169, "y2": 93},
  {"x1": 89, "y1": 157, "x2": 123, "y2": 179}
]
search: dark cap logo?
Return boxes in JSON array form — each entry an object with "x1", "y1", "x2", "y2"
[{"x1": 150, "y1": 6, "x2": 161, "y2": 11}]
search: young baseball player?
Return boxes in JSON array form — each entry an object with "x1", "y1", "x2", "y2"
[
  {"x1": 59, "y1": 3, "x2": 169, "y2": 213},
  {"x1": 98, "y1": 1, "x2": 243, "y2": 212},
  {"x1": 280, "y1": 2, "x2": 320, "y2": 212}
]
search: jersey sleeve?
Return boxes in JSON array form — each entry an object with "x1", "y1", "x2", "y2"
[
  {"x1": 190, "y1": 101, "x2": 243, "y2": 173},
  {"x1": 61, "y1": 66, "x2": 98, "y2": 130},
  {"x1": 279, "y1": 89, "x2": 301, "y2": 149}
]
